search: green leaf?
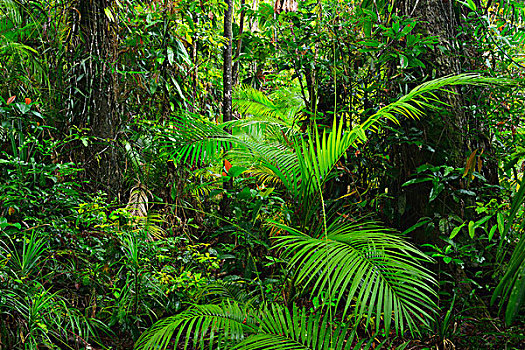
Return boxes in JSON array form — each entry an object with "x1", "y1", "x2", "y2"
[
  {"x1": 429, "y1": 182, "x2": 444, "y2": 202},
  {"x1": 399, "y1": 54, "x2": 409, "y2": 69},
  {"x1": 468, "y1": 220, "x2": 475, "y2": 239},
  {"x1": 228, "y1": 166, "x2": 247, "y2": 178},
  {"x1": 456, "y1": 0, "x2": 477, "y2": 11},
  {"x1": 474, "y1": 215, "x2": 492, "y2": 227},
  {"x1": 449, "y1": 223, "x2": 465, "y2": 239},
  {"x1": 15, "y1": 102, "x2": 31, "y2": 114},
  {"x1": 402, "y1": 218, "x2": 431, "y2": 234},
  {"x1": 167, "y1": 46, "x2": 175, "y2": 65},
  {"x1": 497, "y1": 212, "x2": 505, "y2": 235},
  {"x1": 488, "y1": 225, "x2": 497, "y2": 242},
  {"x1": 402, "y1": 177, "x2": 432, "y2": 187},
  {"x1": 104, "y1": 7, "x2": 116, "y2": 21}
]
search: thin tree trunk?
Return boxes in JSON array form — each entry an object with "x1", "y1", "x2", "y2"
[
  {"x1": 223, "y1": 0, "x2": 233, "y2": 124},
  {"x1": 221, "y1": 0, "x2": 234, "y2": 217},
  {"x1": 232, "y1": 0, "x2": 246, "y2": 85}
]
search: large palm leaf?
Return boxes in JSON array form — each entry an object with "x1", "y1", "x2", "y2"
[
  {"x1": 234, "y1": 304, "x2": 383, "y2": 350},
  {"x1": 272, "y1": 220, "x2": 437, "y2": 335},
  {"x1": 134, "y1": 301, "x2": 254, "y2": 350},
  {"x1": 162, "y1": 113, "x2": 233, "y2": 166},
  {"x1": 134, "y1": 301, "x2": 383, "y2": 350},
  {"x1": 165, "y1": 74, "x2": 502, "y2": 200},
  {"x1": 296, "y1": 74, "x2": 503, "y2": 196}
]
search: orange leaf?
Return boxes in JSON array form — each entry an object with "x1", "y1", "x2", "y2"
[
  {"x1": 6, "y1": 96, "x2": 15, "y2": 105},
  {"x1": 224, "y1": 160, "x2": 232, "y2": 172},
  {"x1": 25, "y1": 98, "x2": 31, "y2": 105},
  {"x1": 477, "y1": 157, "x2": 482, "y2": 173},
  {"x1": 463, "y1": 149, "x2": 477, "y2": 177}
]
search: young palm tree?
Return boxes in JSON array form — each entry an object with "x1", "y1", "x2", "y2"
[{"x1": 142, "y1": 74, "x2": 503, "y2": 349}]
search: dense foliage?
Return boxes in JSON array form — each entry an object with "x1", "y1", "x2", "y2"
[{"x1": 1, "y1": 0, "x2": 525, "y2": 349}]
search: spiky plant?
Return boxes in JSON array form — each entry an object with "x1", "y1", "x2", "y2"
[{"x1": 492, "y1": 177, "x2": 525, "y2": 325}]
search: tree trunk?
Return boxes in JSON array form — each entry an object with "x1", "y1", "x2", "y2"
[
  {"x1": 232, "y1": 0, "x2": 246, "y2": 85},
  {"x1": 68, "y1": 0, "x2": 122, "y2": 196},
  {"x1": 221, "y1": 0, "x2": 234, "y2": 217},
  {"x1": 223, "y1": 0, "x2": 233, "y2": 124},
  {"x1": 389, "y1": 0, "x2": 496, "y2": 306},
  {"x1": 386, "y1": 0, "x2": 490, "y2": 238}
]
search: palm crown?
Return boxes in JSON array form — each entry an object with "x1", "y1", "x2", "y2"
[{"x1": 136, "y1": 74, "x2": 502, "y2": 350}]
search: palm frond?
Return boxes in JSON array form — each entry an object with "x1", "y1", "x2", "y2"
[
  {"x1": 0, "y1": 0, "x2": 21, "y2": 26},
  {"x1": 135, "y1": 211, "x2": 167, "y2": 239},
  {"x1": 134, "y1": 301, "x2": 383, "y2": 350},
  {"x1": 297, "y1": 74, "x2": 506, "y2": 199},
  {"x1": 234, "y1": 304, "x2": 379, "y2": 350},
  {"x1": 492, "y1": 236, "x2": 525, "y2": 326},
  {"x1": 162, "y1": 114, "x2": 233, "y2": 166},
  {"x1": 272, "y1": 221, "x2": 437, "y2": 335},
  {"x1": 200, "y1": 281, "x2": 254, "y2": 305},
  {"x1": 365, "y1": 73, "x2": 506, "y2": 128},
  {"x1": 297, "y1": 117, "x2": 361, "y2": 198},
  {"x1": 233, "y1": 85, "x2": 304, "y2": 124},
  {"x1": 125, "y1": 183, "x2": 166, "y2": 239},
  {"x1": 491, "y1": 178, "x2": 525, "y2": 325},
  {"x1": 230, "y1": 139, "x2": 301, "y2": 191},
  {"x1": 127, "y1": 183, "x2": 150, "y2": 217},
  {"x1": 134, "y1": 301, "x2": 256, "y2": 350}
]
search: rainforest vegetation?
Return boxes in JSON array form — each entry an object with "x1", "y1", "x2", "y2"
[{"x1": 1, "y1": 0, "x2": 525, "y2": 349}]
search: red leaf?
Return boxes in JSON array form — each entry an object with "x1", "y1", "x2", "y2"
[
  {"x1": 25, "y1": 98, "x2": 31, "y2": 105},
  {"x1": 224, "y1": 160, "x2": 232, "y2": 172},
  {"x1": 6, "y1": 96, "x2": 15, "y2": 105}
]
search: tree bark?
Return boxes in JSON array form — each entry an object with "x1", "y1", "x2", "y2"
[
  {"x1": 232, "y1": 0, "x2": 246, "y2": 85},
  {"x1": 68, "y1": 0, "x2": 122, "y2": 196},
  {"x1": 221, "y1": 0, "x2": 234, "y2": 217},
  {"x1": 223, "y1": 0, "x2": 233, "y2": 124},
  {"x1": 387, "y1": 0, "x2": 493, "y2": 238}
]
